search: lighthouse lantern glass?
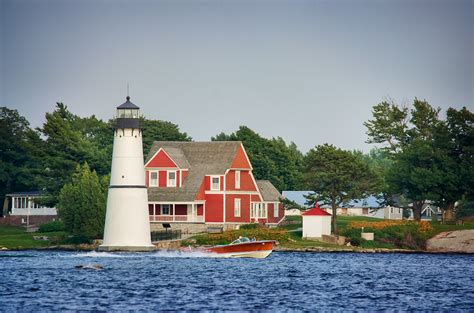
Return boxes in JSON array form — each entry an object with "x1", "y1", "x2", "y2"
[{"x1": 117, "y1": 108, "x2": 140, "y2": 119}]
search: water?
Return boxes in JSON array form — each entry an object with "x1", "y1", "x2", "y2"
[{"x1": 1, "y1": 250, "x2": 473, "y2": 311}]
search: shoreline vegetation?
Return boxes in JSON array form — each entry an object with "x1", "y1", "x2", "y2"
[{"x1": 1, "y1": 216, "x2": 473, "y2": 254}]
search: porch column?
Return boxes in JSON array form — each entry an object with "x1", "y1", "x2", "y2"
[
  {"x1": 173, "y1": 203, "x2": 176, "y2": 222},
  {"x1": 192, "y1": 203, "x2": 195, "y2": 222}
]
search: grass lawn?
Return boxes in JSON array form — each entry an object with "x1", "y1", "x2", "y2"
[{"x1": 0, "y1": 225, "x2": 66, "y2": 249}]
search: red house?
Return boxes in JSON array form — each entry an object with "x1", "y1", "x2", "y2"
[{"x1": 144, "y1": 141, "x2": 284, "y2": 231}]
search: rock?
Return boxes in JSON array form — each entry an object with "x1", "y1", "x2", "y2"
[
  {"x1": 75, "y1": 264, "x2": 103, "y2": 270},
  {"x1": 426, "y1": 230, "x2": 474, "y2": 253}
]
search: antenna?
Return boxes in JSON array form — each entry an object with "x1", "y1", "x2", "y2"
[{"x1": 127, "y1": 83, "x2": 129, "y2": 98}]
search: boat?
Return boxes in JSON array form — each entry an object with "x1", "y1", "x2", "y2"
[{"x1": 204, "y1": 237, "x2": 274, "y2": 259}]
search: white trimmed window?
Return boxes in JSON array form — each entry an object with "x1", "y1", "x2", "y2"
[
  {"x1": 251, "y1": 203, "x2": 267, "y2": 218},
  {"x1": 211, "y1": 176, "x2": 220, "y2": 191},
  {"x1": 167, "y1": 171, "x2": 176, "y2": 187},
  {"x1": 161, "y1": 204, "x2": 171, "y2": 215},
  {"x1": 234, "y1": 198, "x2": 241, "y2": 217},
  {"x1": 149, "y1": 171, "x2": 158, "y2": 187},
  {"x1": 274, "y1": 202, "x2": 279, "y2": 217},
  {"x1": 235, "y1": 171, "x2": 240, "y2": 189}
]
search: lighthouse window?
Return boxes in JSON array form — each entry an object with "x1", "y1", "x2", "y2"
[
  {"x1": 150, "y1": 171, "x2": 158, "y2": 187},
  {"x1": 167, "y1": 171, "x2": 176, "y2": 187},
  {"x1": 211, "y1": 176, "x2": 220, "y2": 191}
]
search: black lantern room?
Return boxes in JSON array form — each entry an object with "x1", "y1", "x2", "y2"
[{"x1": 116, "y1": 96, "x2": 140, "y2": 129}]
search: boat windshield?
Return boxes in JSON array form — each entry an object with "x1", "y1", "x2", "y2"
[{"x1": 230, "y1": 237, "x2": 256, "y2": 245}]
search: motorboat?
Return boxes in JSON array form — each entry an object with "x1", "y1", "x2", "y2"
[{"x1": 205, "y1": 237, "x2": 274, "y2": 258}]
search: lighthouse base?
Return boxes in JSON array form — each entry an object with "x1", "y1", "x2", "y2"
[{"x1": 98, "y1": 244, "x2": 156, "y2": 252}]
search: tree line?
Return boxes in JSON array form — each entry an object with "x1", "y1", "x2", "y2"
[{"x1": 1, "y1": 98, "x2": 472, "y2": 238}]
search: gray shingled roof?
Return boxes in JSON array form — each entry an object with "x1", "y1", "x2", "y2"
[
  {"x1": 256, "y1": 180, "x2": 282, "y2": 201},
  {"x1": 147, "y1": 141, "x2": 242, "y2": 202}
]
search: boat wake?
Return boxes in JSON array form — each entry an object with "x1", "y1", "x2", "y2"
[
  {"x1": 69, "y1": 251, "x2": 130, "y2": 258},
  {"x1": 68, "y1": 250, "x2": 224, "y2": 258}
]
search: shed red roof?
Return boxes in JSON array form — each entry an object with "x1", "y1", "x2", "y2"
[{"x1": 302, "y1": 204, "x2": 331, "y2": 216}]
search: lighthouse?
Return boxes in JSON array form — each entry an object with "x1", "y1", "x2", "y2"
[{"x1": 99, "y1": 96, "x2": 155, "y2": 252}]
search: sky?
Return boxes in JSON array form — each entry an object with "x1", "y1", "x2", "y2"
[{"x1": 1, "y1": 0, "x2": 472, "y2": 153}]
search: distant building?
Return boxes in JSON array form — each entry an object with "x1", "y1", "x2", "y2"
[
  {"x1": 282, "y1": 191, "x2": 403, "y2": 220},
  {"x1": 281, "y1": 190, "x2": 313, "y2": 216},
  {"x1": 2, "y1": 191, "x2": 57, "y2": 226}
]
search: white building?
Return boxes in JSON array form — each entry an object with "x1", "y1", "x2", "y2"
[
  {"x1": 3, "y1": 191, "x2": 57, "y2": 226},
  {"x1": 302, "y1": 205, "x2": 332, "y2": 238}
]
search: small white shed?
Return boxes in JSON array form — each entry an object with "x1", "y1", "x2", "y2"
[{"x1": 302, "y1": 205, "x2": 332, "y2": 238}]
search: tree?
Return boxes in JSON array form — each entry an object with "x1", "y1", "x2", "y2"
[
  {"x1": 57, "y1": 163, "x2": 108, "y2": 239},
  {"x1": 38, "y1": 103, "x2": 114, "y2": 205},
  {"x1": 141, "y1": 119, "x2": 192, "y2": 155},
  {"x1": 364, "y1": 98, "x2": 468, "y2": 221},
  {"x1": 0, "y1": 107, "x2": 44, "y2": 211},
  {"x1": 211, "y1": 126, "x2": 304, "y2": 191},
  {"x1": 304, "y1": 144, "x2": 376, "y2": 234}
]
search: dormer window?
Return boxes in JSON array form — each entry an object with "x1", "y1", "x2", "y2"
[
  {"x1": 167, "y1": 171, "x2": 177, "y2": 187},
  {"x1": 211, "y1": 176, "x2": 220, "y2": 191},
  {"x1": 149, "y1": 171, "x2": 158, "y2": 187}
]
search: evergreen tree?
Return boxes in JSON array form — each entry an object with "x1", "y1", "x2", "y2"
[
  {"x1": 57, "y1": 163, "x2": 107, "y2": 239},
  {"x1": 304, "y1": 144, "x2": 377, "y2": 234}
]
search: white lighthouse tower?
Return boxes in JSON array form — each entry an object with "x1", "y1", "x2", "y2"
[{"x1": 99, "y1": 96, "x2": 155, "y2": 252}]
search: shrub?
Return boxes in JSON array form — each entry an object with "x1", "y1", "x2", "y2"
[
  {"x1": 39, "y1": 220, "x2": 65, "y2": 233},
  {"x1": 240, "y1": 223, "x2": 259, "y2": 230}
]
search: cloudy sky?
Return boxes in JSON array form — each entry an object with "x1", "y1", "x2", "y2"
[{"x1": 1, "y1": 0, "x2": 472, "y2": 152}]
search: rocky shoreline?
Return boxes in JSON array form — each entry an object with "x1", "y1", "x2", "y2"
[{"x1": 2, "y1": 230, "x2": 473, "y2": 254}]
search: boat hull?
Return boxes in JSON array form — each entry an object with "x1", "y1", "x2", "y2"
[{"x1": 205, "y1": 240, "x2": 274, "y2": 258}]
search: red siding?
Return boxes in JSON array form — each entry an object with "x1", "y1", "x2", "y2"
[
  {"x1": 205, "y1": 194, "x2": 224, "y2": 222},
  {"x1": 231, "y1": 145, "x2": 252, "y2": 169},
  {"x1": 145, "y1": 170, "x2": 149, "y2": 186},
  {"x1": 266, "y1": 202, "x2": 284, "y2": 224},
  {"x1": 251, "y1": 194, "x2": 262, "y2": 202},
  {"x1": 182, "y1": 170, "x2": 188, "y2": 184},
  {"x1": 159, "y1": 171, "x2": 167, "y2": 187},
  {"x1": 146, "y1": 149, "x2": 179, "y2": 168},
  {"x1": 197, "y1": 204, "x2": 204, "y2": 216},
  {"x1": 225, "y1": 170, "x2": 258, "y2": 191},
  {"x1": 196, "y1": 179, "x2": 206, "y2": 201},
  {"x1": 225, "y1": 194, "x2": 251, "y2": 223}
]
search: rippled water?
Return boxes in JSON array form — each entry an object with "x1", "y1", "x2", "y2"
[{"x1": 0, "y1": 250, "x2": 473, "y2": 310}]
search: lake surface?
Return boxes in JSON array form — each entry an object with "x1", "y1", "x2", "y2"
[{"x1": 0, "y1": 250, "x2": 473, "y2": 311}]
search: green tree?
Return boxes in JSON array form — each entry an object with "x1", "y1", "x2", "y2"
[
  {"x1": 38, "y1": 103, "x2": 113, "y2": 205},
  {"x1": 0, "y1": 107, "x2": 45, "y2": 210},
  {"x1": 141, "y1": 119, "x2": 192, "y2": 155},
  {"x1": 364, "y1": 98, "x2": 470, "y2": 221},
  {"x1": 211, "y1": 126, "x2": 304, "y2": 191},
  {"x1": 57, "y1": 163, "x2": 108, "y2": 239},
  {"x1": 304, "y1": 144, "x2": 376, "y2": 234}
]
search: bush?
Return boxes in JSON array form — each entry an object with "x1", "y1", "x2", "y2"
[
  {"x1": 39, "y1": 220, "x2": 65, "y2": 233},
  {"x1": 240, "y1": 223, "x2": 259, "y2": 230},
  {"x1": 63, "y1": 235, "x2": 93, "y2": 245}
]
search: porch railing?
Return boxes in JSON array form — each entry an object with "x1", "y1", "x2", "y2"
[{"x1": 149, "y1": 215, "x2": 204, "y2": 223}]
